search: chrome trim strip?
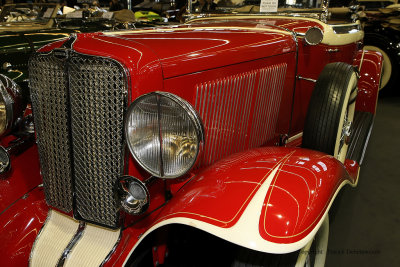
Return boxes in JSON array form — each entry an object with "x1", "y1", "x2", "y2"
[
  {"x1": 209, "y1": 78, "x2": 224, "y2": 164},
  {"x1": 251, "y1": 69, "x2": 264, "y2": 147},
  {"x1": 332, "y1": 24, "x2": 361, "y2": 34},
  {"x1": 63, "y1": 225, "x2": 121, "y2": 266},
  {"x1": 240, "y1": 73, "x2": 254, "y2": 152},
  {"x1": 297, "y1": 76, "x2": 317, "y2": 83},
  {"x1": 207, "y1": 80, "x2": 219, "y2": 165},
  {"x1": 104, "y1": 26, "x2": 292, "y2": 37},
  {"x1": 100, "y1": 229, "x2": 123, "y2": 266},
  {"x1": 56, "y1": 222, "x2": 86, "y2": 267},
  {"x1": 29, "y1": 210, "x2": 81, "y2": 267},
  {"x1": 359, "y1": 120, "x2": 374, "y2": 165},
  {"x1": 287, "y1": 132, "x2": 303, "y2": 144},
  {"x1": 216, "y1": 76, "x2": 229, "y2": 161},
  {"x1": 225, "y1": 78, "x2": 236, "y2": 157}
]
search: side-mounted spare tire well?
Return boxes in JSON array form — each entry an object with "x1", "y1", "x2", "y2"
[{"x1": 302, "y1": 62, "x2": 358, "y2": 163}]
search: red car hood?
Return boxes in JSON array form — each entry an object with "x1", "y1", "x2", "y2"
[{"x1": 68, "y1": 19, "x2": 297, "y2": 79}]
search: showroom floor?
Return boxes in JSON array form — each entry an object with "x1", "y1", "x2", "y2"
[{"x1": 325, "y1": 93, "x2": 400, "y2": 266}]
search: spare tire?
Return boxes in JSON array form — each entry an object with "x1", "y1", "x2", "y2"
[{"x1": 302, "y1": 62, "x2": 358, "y2": 163}]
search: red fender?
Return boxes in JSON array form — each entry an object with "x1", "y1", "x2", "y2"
[
  {"x1": 0, "y1": 186, "x2": 48, "y2": 266},
  {"x1": 0, "y1": 145, "x2": 359, "y2": 265},
  {"x1": 353, "y1": 49, "x2": 383, "y2": 114},
  {"x1": 115, "y1": 147, "x2": 358, "y2": 264},
  {"x1": 0, "y1": 139, "x2": 47, "y2": 265},
  {"x1": 0, "y1": 140, "x2": 41, "y2": 213}
]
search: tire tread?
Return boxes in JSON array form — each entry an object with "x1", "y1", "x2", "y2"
[{"x1": 302, "y1": 62, "x2": 355, "y2": 155}]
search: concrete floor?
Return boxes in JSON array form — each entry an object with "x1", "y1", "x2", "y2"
[{"x1": 326, "y1": 95, "x2": 400, "y2": 266}]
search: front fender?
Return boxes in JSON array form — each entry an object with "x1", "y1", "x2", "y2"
[
  {"x1": 0, "y1": 186, "x2": 48, "y2": 266},
  {"x1": 121, "y1": 147, "x2": 357, "y2": 262}
]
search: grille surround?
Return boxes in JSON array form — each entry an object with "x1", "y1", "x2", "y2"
[{"x1": 29, "y1": 50, "x2": 128, "y2": 229}]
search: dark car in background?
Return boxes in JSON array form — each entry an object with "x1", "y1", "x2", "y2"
[
  {"x1": 331, "y1": 0, "x2": 400, "y2": 92},
  {"x1": 0, "y1": 2, "x2": 163, "y2": 139},
  {"x1": 360, "y1": 3, "x2": 400, "y2": 92},
  {"x1": 0, "y1": 3, "x2": 156, "y2": 101}
]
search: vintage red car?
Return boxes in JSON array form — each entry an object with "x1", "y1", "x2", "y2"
[{"x1": 0, "y1": 0, "x2": 382, "y2": 266}]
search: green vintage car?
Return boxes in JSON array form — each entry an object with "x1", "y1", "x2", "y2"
[{"x1": 0, "y1": 3, "x2": 154, "y2": 101}]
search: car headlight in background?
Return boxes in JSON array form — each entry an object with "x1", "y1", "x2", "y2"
[
  {"x1": 125, "y1": 92, "x2": 204, "y2": 179},
  {"x1": 0, "y1": 74, "x2": 24, "y2": 137}
]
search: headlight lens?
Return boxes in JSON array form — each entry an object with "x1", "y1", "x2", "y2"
[
  {"x1": 125, "y1": 92, "x2": 204, "y2": 178},
  {"x1": 0, "y1": 74, "x2": 23, "y2": 137}
]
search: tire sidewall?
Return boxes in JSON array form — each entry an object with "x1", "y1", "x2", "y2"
[{"x1": 334, "y1": 72, "x2": 357, "y2": 163}]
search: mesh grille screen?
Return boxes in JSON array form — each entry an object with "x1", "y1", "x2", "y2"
[
  {"x1": 69, "y1": 56, "x2": 126, "y2": 227},
  {"x1": 29, "y1": 52, "x2": 127, "y2": 228},
  {"x1": 29, "y1": 55, "x2": 73, "y2": 212}
]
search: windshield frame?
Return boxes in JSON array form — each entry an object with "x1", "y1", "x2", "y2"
[{"x1": 187, "y1": 0, "x2": 330, "y2": 22}]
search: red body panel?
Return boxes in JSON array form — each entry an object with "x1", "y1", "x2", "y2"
[
  {"x1": 0, "y1": 187, "x2": 48, "y2": 266},
  {"x1": 0, "y1": 139, "x2": 41, "y2": 213},
  {"x1": 153, "y1": 147, "x2": 354, "y2": 242},
  {"x1": 353, "y1": 50, "x2": 382, "y2": 114},
  {"x1": 110, "y1": 22, "x2": 295, "y2": 79}
]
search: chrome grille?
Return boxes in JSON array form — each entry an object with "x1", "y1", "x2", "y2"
[
  {"x1": 29, "y1": 55, "x2": 73, "y2": 212},
  {"x1": 249, "y1": 64, "x2": 286, "y2": 147},
  {"x1": 29, "y1": 51, "x2": 127, "y2": 228},
  {"x1": 195, "y1": 64, "x2": 287, "y2": 167},
  {"x1": 195, "y1": 71, "x2": 256, "y2": 167}
]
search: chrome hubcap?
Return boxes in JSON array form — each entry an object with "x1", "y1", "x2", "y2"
[
  {"x1": 342, "y1": 119, "x2": 352, "y2": 145},
  {"x1": 339, "y1": 110, "x2": 352, "y2": 155}
]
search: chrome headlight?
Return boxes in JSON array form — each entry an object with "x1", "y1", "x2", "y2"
[
  {"x1": 0, "y1": 74, "x2": 24, "y2": 137},
  {"x1": 125, "y1": 92, "x2": 204, "y2": 178}
]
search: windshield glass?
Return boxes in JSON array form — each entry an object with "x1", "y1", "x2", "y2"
[
  {"x1": 189, "y1": 0, "x2": 328, "y2": 15},
  {"x1": 0, "y1": 3, "x2": 56, "y2": 24}
]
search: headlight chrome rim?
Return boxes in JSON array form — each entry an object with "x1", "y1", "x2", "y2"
[{"x1": 125, "y1": 91, "x2": 204, "y2": 179}]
